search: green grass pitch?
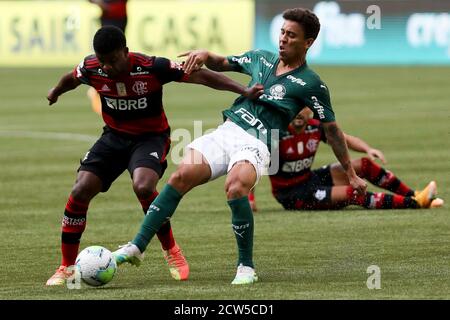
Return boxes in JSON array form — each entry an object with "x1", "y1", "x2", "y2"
[{"x1": 0, "y1": 66, "x2": 448, "y2": 299}]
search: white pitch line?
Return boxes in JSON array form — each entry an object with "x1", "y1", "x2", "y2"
[{"x1": 0, "y1": 130, "x2": 97, "y2": 142}]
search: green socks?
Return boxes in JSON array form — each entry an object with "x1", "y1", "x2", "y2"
[
  {"x1": 132, "y1": 186, "x2": 255, "y2": 269},
  {"x1": 132, "y1": 184, "x2": 182, "y2": 252},
  {"x1": 228, "y1": 196, "x2": 254, "y2": 268}
]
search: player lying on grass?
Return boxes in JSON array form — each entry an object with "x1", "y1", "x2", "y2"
[
  {"x1": 45, "y1": 26, "x2": 263, "y2": 286},
  {"x1": 111, "y1": 8, "x2": 368, "y2": 285},
  {"x1": 249, "y1": 108, "x2": 444, "y2": 212}
]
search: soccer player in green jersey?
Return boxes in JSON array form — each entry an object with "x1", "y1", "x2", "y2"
[
  {"x1": 248, "y1": 108, "x2": 443, "y2": 212},
  {"x1": 113, "y1": 8, "x2": 367, "y2": 284}
]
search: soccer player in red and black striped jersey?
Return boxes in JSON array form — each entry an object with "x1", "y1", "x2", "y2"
[
  {"x1": 249, "y1": 108, "x2": 443, "y2": 211},
  {"x1": 45, "y1": 26, "x2": 263, "y2": 286}
]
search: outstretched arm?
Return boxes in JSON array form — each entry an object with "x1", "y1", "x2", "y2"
[
  {"x1": 178, "y1": 50, "x2": 236, "y2": 74},
  {"x1": 344, "y1": 133, "x2": 386, "y2": 164},
  {"x1": 186, "y1": 68, "x2": 264, "y2": 100},
  {"x1": 47, "y1": 72, "x2": 82, "y2": 105},
  {"x1": 322, "y1": 122, "x2": 367, "y2": 195}
]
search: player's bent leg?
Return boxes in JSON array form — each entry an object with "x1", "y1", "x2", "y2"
[
  {"x1": 324, "y1": 158, "x2": 362, "y2": 186},
  {"x1": 131, "y1": 167, "x2": 189, "y2": 279},
  {"x1": 358, "y1": 157, "x2": 415, "y2": 196},
  {"x1": 132, "y1": 167, "x2": 176, "y2": 250},
  {"x1": 115, "y1": 149, "x2": 212, "y2": 266},
  {"x1": 168, "y1": 148, "x2": 212, "y2": 195},
  {"x1": 71, "y1": 171, "x2": 103, "y2": 203},
  {"x1": 303, "y1": 184, "x2": 421, "y2": 210},
  {"x1": 331, "y1": 158, "x2": 416, "y2": 197},
  {"x1": 341, "y1": 185, "x2": 420, "y2": 209},
  {"x1": 226, "y1": 162, "x2": 258, "y2": 285},
  {"x1": 225, "y1": 161, "x2": 256, "y2": 199},
  {"x1": 329, "y1": 158, "x2": 369, "y2": 186},
  {"x1": 47, "y1": 171, "x2": 102, "y2": 286},
  {"x1": 132, "y1": 167, "x2": 159, "y2": 199},
  {"x1": 330, "y1": 157, "x2": 378, "y2": 182},
  {"x1": 330, "y1": 185, "x2": 353, "y2": 203},
  {"x1": 329, "y1": 160, "x2": 354, "y2": 186}
]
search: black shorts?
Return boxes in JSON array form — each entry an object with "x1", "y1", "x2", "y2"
[
  {"x1": 79, "y1": 126, "x2": 170, "y2": 192},
  {"x1": 274, "y1": 165, "x2": 334, "y2": 210}
]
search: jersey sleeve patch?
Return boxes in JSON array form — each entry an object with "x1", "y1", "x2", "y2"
[
  {"x1": 226, "y1": 50, "x2": 256, "y2": 75},
  {"x1": 304, "y1": 83, "x2": 335, "y2": 123}
]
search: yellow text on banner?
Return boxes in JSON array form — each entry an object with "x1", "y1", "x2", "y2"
[{"x1": 0, "y1": 0, "x2": 254, "y2": 67}]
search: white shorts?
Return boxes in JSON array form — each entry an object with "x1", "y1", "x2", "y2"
[{"x1": 186, "y1": 120, "x2": 271, "y2": 183}]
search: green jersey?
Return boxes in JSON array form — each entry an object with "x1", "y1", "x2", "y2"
[{"x1": 223, "y1": 49, "x2": 335, "y2": 150}]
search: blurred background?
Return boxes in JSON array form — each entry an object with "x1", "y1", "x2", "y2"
[
  {"x1": 1, "y1": 0, "x2": 449, "y2": 66},
  {"x1": 0, "y1": 0, "x2": 449, "y2": 299}
]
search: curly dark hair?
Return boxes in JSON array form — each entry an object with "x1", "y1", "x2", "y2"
[
  {"x1": 93, "y1": 25, "x2": 127, "y2": 54},
  {"x1": 282, "y1": 8, "x2": 320, "y2": 40}
]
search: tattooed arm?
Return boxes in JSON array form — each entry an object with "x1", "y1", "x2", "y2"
[{"x1": 322, "y1": 122, "x2": 367, "y2": 195}]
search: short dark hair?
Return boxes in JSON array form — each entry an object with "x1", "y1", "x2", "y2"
[
  {"x1": 93, "y1": 26, "x2": 126, "y2": 54},
  {"x1": 282, "y1": 8, "x2": 320, "y2": 40}
]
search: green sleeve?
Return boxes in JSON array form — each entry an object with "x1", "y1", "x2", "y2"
[
  {"x1": 226, "y1": 50, "x2": 258, "y2": 76},
  {"x1": 304, "y1": 82, "x2": 335, "y2": 123}
]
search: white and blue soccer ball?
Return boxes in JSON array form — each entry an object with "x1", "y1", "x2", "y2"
[{"x1": 75, "y1": 246, "x2": 117, "y2": 286}]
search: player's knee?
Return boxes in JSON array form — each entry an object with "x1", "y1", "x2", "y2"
[
  {"x1": 351, "y1": 158, "x2": 363, "y2": 172},
  {"x1": 168, "y1": 167, "x2": 192, "y2": 194},
  {"x1": 359, "y1": 157, "x2": 372, "y2": 175},
  {"x1": 225, "y1": 179, "x2": 250, "y2": 200},
  {"x1": 360, "y1": 157, "x2": 371, "y2": 166},
  {"x1": 71, "y1": 182, "x2": 96, "y2": 203},
  {"x1": 132, "y1": 182, "x2": 155, "y2": 199}
]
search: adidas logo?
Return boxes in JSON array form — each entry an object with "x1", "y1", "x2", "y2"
[
  {"x1": 101, "y1": 84, "x2": 110, "y2": 91},
  {"x1": 149, "y1": 152, "x2": 159, "y2": 159}
]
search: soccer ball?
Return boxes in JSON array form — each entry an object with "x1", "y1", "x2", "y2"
[{"x1": 75, "y1": 246, "x2": 117, "y2": 286}]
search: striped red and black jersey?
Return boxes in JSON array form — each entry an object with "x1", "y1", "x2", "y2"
[
  {"x1": 73, "y1": 52, "x2": 189, "y2": 136},
  {"x1": 270, "y1": 119, "x2": 327, "y2": 193},
  {"x1": 102, "y1": 0, "x2": 127, "y2": 20}
]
